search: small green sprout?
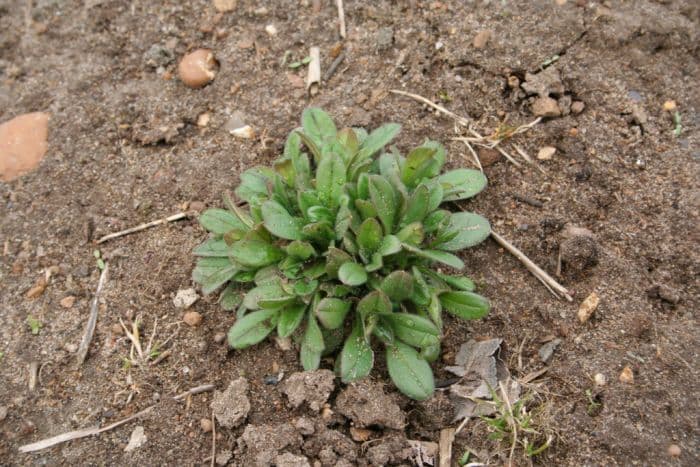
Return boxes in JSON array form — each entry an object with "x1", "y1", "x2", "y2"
[
  {"x1": 94, "y1": 249, "x2": 105, "y2": 270},
  {"x1": 27, "y1": 315, "x2": 42, "y2": 335}
]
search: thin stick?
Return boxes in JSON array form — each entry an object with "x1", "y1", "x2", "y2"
[
  {"x1": 439, "y1": 427, "x2": 455, "y2": 467},
  {"x1": 391, "y1": 89, "x2": 470, "y2": 126},
  {"x1": 18, "y1": 384, "x2": 215, "y2": 453},
  {"x1": 455, "y1": 415, "x2": 470, "y2": 435},
  {"x1": 76, "y1": 263, "x2": 109, "y2": 365},
  {"x1": 336, "y1": 0, "x2": 346, "y2": 38},
  {"x1": 210, "y1": 411, "x2": 216, "y2": 467},
  {"x1": 499, "y1": 381, "x2": 517, "y2": 467},
  {"x1": 459, "y1": 139, "x2": 483, "y2": 172},
  {"x1": 96, "y1": 212, "x2": 189, "y2": 244},
  {"x1": 324, "y1": 52, "x2": 346, "y2": 81},
  {"x1": 490, "y1": 230, "x2": 572, "y2": 301},
  {"x1": 306, "y1": 46, "x2": 321, "y2": 96}
]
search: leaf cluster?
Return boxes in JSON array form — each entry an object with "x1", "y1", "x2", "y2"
[{"x1": 193, "y1": 108, "x2": 491, "y2": 399}]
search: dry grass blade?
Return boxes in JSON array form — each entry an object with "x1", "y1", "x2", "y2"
[
  {"x1": 96, "y1": 212, "x2": 190, "y2": 244},
  {"x1": 336, "y1": 0, "x2": 346, "y2": 38},
  {"x1": 307, "y1": 46, "x2": 321, "y2": 95},
  {"x1": 439, "y1": 428, "x2": 455, "y2": 467},
  {"x1": 390, "y1": 89, "x2": 470, "y2": 126},
  {"x1": 18, "y1": 384, "x2": 215, "y2": 453},
  {"x1": 76, "y1": 263, "x2": 109, "y2": 365}
]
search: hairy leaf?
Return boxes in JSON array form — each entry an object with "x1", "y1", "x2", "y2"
[
  {"x1": 316, "y1": 152, "x2": 346, "y2": 209},
  {"x1": 369, "y1": 175, "x2": 397, "y2": 235},
  {"x1": 199, "y1": 208, "x2": 248, "y2": 235},
  {"x1": 338, "y1": 262, "x2": 368, "y2": 286},
  {"x1": 340, "y1": 319, "x2": 374, "y2": 382},
  {"x1": 261, "y1": 200, "x2": 304, "y2": 240},
  {"x1": 228, "y1": 309, "x2": 279, "y2": 349},
  {"x1": 302, "y1": 108, "x2": 337, "y2": 147},
  {"x1": 315, "y1": 298, "x2": 351, "y2": 330},
  {"x1": 193, "y1": 257, "x2": 238, "y2": 294},
  {"x1": 380, "y1": 271, "x2": 414, "y2": 301},
  {"x1": 439, "y1": 291, "x2": 490, "y2": 320},
  {"x1": 380, "y1": 313, "x2": 440, "y2": 348},
  {"x1": 277, "y1": 303, "x2": 307, "y2": 338},
  {"x1": 434, "y1": 212, "x2": 491, "y2": 251},
  {"x1": 300, "y1": 314, "x2": 325, "y2": 371},
  {"x1": 386, "y1": 341, "x2": 435, "y2": 401}
]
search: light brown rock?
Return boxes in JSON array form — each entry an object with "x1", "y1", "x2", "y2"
[
  {"x1": 0, "y1": 112, "x2": 49, "y2": 181},
  {"x1": 531, "y1": 97, "x2": 561, "y2": 117},
  {"x1": 577, "y1": 292, "x2": 600, "y2": 323},
  {"x1": 60, "y1": 296, "x2": 76, "y2": 308},
  {"x1": 183, "y1": 311, "x2": 203, "y2": 327},
  {"x1": 619, "y1": 366, "x2": 634, "y2": 384},
  {"x1": 213, "y1": 0, "x2": 236, "y2": 12},
  {"x1": 473, "y1": 30, "x2": 493, "y2": 49},
  {"x1": 178, "y1": 49, "x2": 217, "y2": 88},
  {"x1": 537, "y1": 146, "x2": 557, "y2": 160},
  {"x1": 477, "y1": 147, "x2": 502, "y2": 167}
]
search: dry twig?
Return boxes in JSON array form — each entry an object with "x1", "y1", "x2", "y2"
[
  {"x1": 439, "y1": 428, "x2": 455, "y2": 467},
  {"x1": 306, "y1": 46, "x2": 321, "y2": 95},
  {"x1": 336, "y1": 0, "x2": 346, "y2": 38},
  {"x1": 76, "y1": 263, "x2": 109, "y2": 365},
  {"x1": 18, "y1": 384, "x2": 215, "y2": 453},
  {"x1": 210, "y1": 412, "x2": 216, "y2": 467},
  {"x1": 96, "y1": 212, "x2": 190, "y2": 244}
]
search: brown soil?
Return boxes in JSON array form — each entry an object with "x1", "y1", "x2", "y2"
[{"x1": 1, "y1": 0, "x2": 698, "y2": 465}]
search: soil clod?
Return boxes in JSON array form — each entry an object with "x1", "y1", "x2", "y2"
[
  {"x1": 281, "y1": 370, "x2": 335, "y2": 412},
  {"x1": 335, "y1": 380, "x2": 406, "y2": 430},
  {"x1": 211, "y1": 378, "x2": 250, "y2": 428}
]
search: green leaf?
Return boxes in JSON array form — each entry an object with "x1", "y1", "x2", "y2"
[
  {"x1": 357, "y1": 217, "x2": 383, "y2": 256},
  {"x1": 338, "y1": 262, "x2": 368, "y2": 286},
  {"x1": 340, "y1": 319, "x2": 374, "y2": 382},
  {"x1": 193, "y1": 257, "x2": 238, "y2": 294},
  {"x1": 401, "y1": 243, "x2": 464, "y2": 270},
  {"x1": 354, "y1": 199, "x2": 377, "y2": 220},
  {"x1": 434, "y1": 212, "x2": 491, "y2": 251},
  {"x1": 325, "y1": 247, "x2": 353, "y2": 278},
  {"x1": 424, "y1": 210, "x2": 451, "y2": 233},
  {"x1": 254, "y1": 266, "x2": 282, "y2": 286},
  {"x1": 427, "y1": 293, "x2": 443, "y2": 330},
  {"x1": 410, "y1": 266, "x2": 431, "y2": 306},
  {"x1": 293, "y1": 279, "x2": 318, "y2": 296},
  {"x1": 434, "y1": 273, "x2": 476, "y2": 292},
  {"x1": 439, "y1": 169, "x2": 488, "y2": 201},
  {"x1": 307, "y1": 205, "x2": 334, "y2": 223},
  {"x1": 199, "y1": 208, "x2": 248, "y2": 235},
  {"x1": 261, "y1": 200, "x2": 304, "y2": 240},
  {"x1": 301, "y1": 314, "x2": 325, "y2": 371},
  {"x1": 235, "y1": 168, "x2": 272, "y2": 203},
  {"x1": 277, "y1": 303, "x2": 307, "y2": 338},
  {"x1": 357, "y1": 123, "x2": 401, "y2": 160},
  {"x1": 401, "y1": 147, "x2": 437, "y2": 186},
  {"x1": 219, "y1": 284, "x2": 242, "y2": 311},
  {"x1": 302, "y1": 108, "x2": 337, "y2": 147},
  {"x1": 227, "y1": 309, "x2": 279, "y2": 349},
  {"x1": 380, "y1": 271, "x2": 414, "y2": 301},
  {"x1": 301, "y1": 221, "x2": 335, "y2": 245},
  {"x1": 230, "y1": 239, "x2": 284, "y2": 268},
  {"x1": 193, "y1": 238, "x2": 231, "y2": 257},
  {"x1": 298, "y1": 190, "x2": 320, "y2": 216},
  {"x1": 357, "y1": 290, "x2": 392, "y2": 319},
  {"x1": 425, "y1": 179, "x2": 444, "y2": 213},
  {"x1": 439, "y1": 291, "x2": 490, "y2": 320},
  {"x1": 365, "y1": 253, "x2": 383, "y2": 272},
  {"x1": 285, "y1": 240, "x2": 316, "y2": 260},
  {"x1": 315, "y1": 298, "x2": 351, "y2": 330},
  {"x1": 396, "y1": 222, "x2": 424, "y2": 245},
  {"x1": 386, "y1": 341, "x2": 435, "y2": 401},
  {"x1": 368, "y1": 175, "x2": 397, "y2": 235},
  {"x1": 243, "y1": 283, "x2": 289, "y2": 310},
  {"x1": 316, "y1": 152, "x2": 346, "y2": 209},
  {"x1": 421, "y1": 343, "x2": 440, "y2": 363},
  {"x1": 337, "y1": 128, "x2": 360, "y2": 158},
  {"x1": 402, "y1": 184, "x2": 430, "y2": 226},
  {"x1": 377, "y1": 235, "x2": 402, "y2": 256},
  {"x1": 380, "y1": 313, "x2": 440, "y2": 348},
  {"x1": 335, "y1": 196, "x2": 353, "y2": 240}
]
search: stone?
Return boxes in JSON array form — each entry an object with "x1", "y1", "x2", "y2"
[
  {"x1": 538, "y1": 338, "x2": 561, "y2": 363},
  {"x1": 183, "y1": 311, "x2": 203, "y2": 327},
  {"x1": 124, "y1": 426, "x2": 147, "y2": 452},
  {"x1": 667, "y1": 444, "x2": 681, "y2": 457},
  {"x1": 619, "y1": 366, "x2": 634, "y2": 384},
  {"x1": 143, "y1": 44, "x2": 175, "y2": 68},
  {"x1": 178, "y1": 49, "x2": 217, "y2": 88},
  {"x1": 537, "y1": 146, "x2": 557, "y2": 160},
  {"x1": 0, "y1": 112, "x2": 50, "y2": 181},
  {"x1": 213, "y1": 0, "x2": 236, "y2": 12},
  {"x1": 531, "y1": 97, "x2": 562, "y2": 117},
  {"x1": 216, "y1": 450, "x2": 232, "y2": 466},
  {"x1": 473, "y1": 30, "x2": 493, "y2": 49},
  {"x1": 522, "y1": 67, "x2": 565, "y2": 97},
  {"x1": 280, "y1": 370, "x2": 335, "y2": 412},
  {"x1": 335, "y1": 380, "x2": 406, "y2": 429},
  {"x1": 594, "y1": 373, "x2": 607, "y2": 386},
  {"x1": 211, "y1": 378, "x2": 250, "y2": 428},
  {"x1": 294, "y1": 417, "x2": 315, "y2": 436},
  {"x1": 60, "y1": 296, "x2": 76, "y2": 308},
  {"x1": 477, "y1": 147, "x2": 502, "y2": 167},
  {"x1": 571, "y1": 100, "x2": 585, "y2": 114},
  {"x1": 577, "y1": 292, "x2": 600, "y2": 323},
  {"x1": 561, "y1": 235, "x2": 599, "y2": 275},
  {"x1": 174, "y1": 288, "x2": 199, "y2": 309}
]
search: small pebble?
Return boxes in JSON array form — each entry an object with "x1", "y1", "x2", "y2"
[
  {"x1": 578, "y1": 292, "x2": 600, "y2": 323},
  {"x1": 619, "y1": 366, "x2": 634, "y2": 384},
  {"x1": 667, "y1": 444, "x2": 681, "y2": 457},
  {"x1": 0, "y1": 406, "x2": 8, "y2": 421},
  {"x1": 663, "y1": 100, "x2": 677, "y2": 112},
  {"x1": 478, "y1": 147, "x2": 502, "y2": 167},
  {"x1": 507, "y1": 75, "x2": 520, "y2": 89},
  {"x1": 531, "y1": 96, "x2": 562, "y2": 117},
  {"x1": 197, "y1": 113, "x2": 210, "y2": 127},
  {"x1": 64, "y1": 343, "x2": 78, "y2": 353},
  {"x1": 25, "y1": 281, "x2": 46, "y2": 299},
  {"x1": 0, "y1": 112, "x2": 50, "y2": 181},
  {"x1": 473, "y1": 30, "x2": 493, "y2": 49},
  {"x1": 60, "y1": 296, "x2": 76, "y2": 308},
  {"x1": 214, "y1": 332, "x2": 226, "y2": 344},
  {"x1": 265, "y1": 24, "x2": 277, "y2": 36},
  {"x1": 178, "y1": 49, "x2": 217, "y2": 88},
  {"x1": 200, "y1": 418, "x2": 213, "y2": 432},
  {"x1": 537, "y1": 146, "x2": 557, "y2": 160},
  {"x1": 321, "y1": 405, "x2": 333, "y2": 421},
  {"x1": 213, "y1": 0, "x2": 236, "y2": 12},
  {"x1": 173, "y1": 288, "x2": 200, "y2": 309},
  {"x1": 189, "y1": 201, "x2": 206, "y2": 212},
  {"x1": 594, "y1": 373, "x2": 607, "y2": 386},
  {"x1": 350, "y1": 427, "x2": 373, "y2": 442},
  {"x1": 183, "y1": 311, "x2": 203, "y2": 327},
  {"x1": 571, "y1": 101, "x2": 585, "y2": 114},
  {"x1": 263, "y1": 375, "x2": 279, "y2": 385}
]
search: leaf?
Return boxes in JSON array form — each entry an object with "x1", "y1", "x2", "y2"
[
  {"x1": 243, "y1": 283, "x2": 289, "y2": 310},
  {"x1": 193, "y1": 238, "x2": 232, "y2": 257},
  {"x1": 357, "y1": 217, "x2": 383, "y2": 257},
  {"x1": 396, "y1": 222, "x2": 424, "y2": 245},
  {"x1": 230, "y1": 239, "x2": 284, "y2": 268},
  {"x1": 316, "y1": 152, "x2": 346, "y2": 209},
  {"x1": 340, "y1": 319, "x2": 374, "y2": 382},
  {"x1": 386, "y1": 341, "x2": 435, "y2": 401},
  {"x1": 338, "y1": 262, "x2": 368, "y2": 286},
  {"x1": 235, "y1": 168, "x2": 272, "y2": 203},
  {"x1": 277, "y1": 303, "x2": 307, "y2": 338},
  {"x1": 254, "y1": 266, "x2": 282, "y2": 286},
  {"x1": 227, "y1": 309, "x2": 279, "y2": 349},
  {"x1": 357, "y1": 290, "x2": 392, "y2": 319},
  {"x1": 369, "y1": 175, "x2": 397, "y2": 235},
  {"x1": 434, "y1": 212, "x2": 491, "y2": 251},
  {"x1": 199, "y1": 208, "x2": 248, "y2": 235},
  {"x1": 435, "y1": 273, "x2": 476, "y2": 292},
  {"x1": 293, "y1": 279, "x2": 318, "y2": 296},
  {"x1": 301, "y1": 108, "x2": 337, "y2": 147},
  {"x1": 401, "y1": 147, "x2": 437, "y2": 186},
  {"x1": 285, "y1": 240, "x2": 316, "y2": 260},
  {"x1": 301, "y1": 314, "x2": 325, "y2": 371},
  {"x1": 337, "y1": 128, "x2": 360, "y2": 157},
  {"x1": 427, "y1": 293, "x2": 443, "y2": 330},
  {"x1": 402, "y1": 243, "x2": 465, "y2": 270},
  {"x1": 354, "y1": 199, "x2": 377, "y2": 220},
  {"x1": 315, "y1": 298, "x2": 351, "y2": 330},
  {"x1": 298, "y1": 190, "x2": 321, "y2": 216},
  {"x1": 439, "y1": 169, "x2": 488, "y2": 201},
  {"x1": 402, "y1": 184, "x2": 430, "y2": 226},
  {"x1": 380, "y1": 313, "x2": 440, "y2": 348},
  {"x1": 380, "y1": 271, "x2": 414, "y2": 301},
  {"x1": 357, "y1": 123, "x2": 401, "y2": 161},
  {"x1": 377, "y1": 235, "x2": 402, "y2": 256},
  {"x1": 439, "y1": 291, "x2": 490, "y2": 320},
  {"x1": 410, "y1": 267, "x2": 431, "y2": 306},
  {"x1": 219, "y1": 284, "x2": 242, "y2": 311},
  {"x1": 261, "y1": 200, "x2": 304, "y2": 240},
  {"x1": 301, "y1": 221, "x2": 335, "y2": 245},
  {"x1": 335, "y1": 196, "x2": 353, "y2": 240},
  {"x1": 192, "y1": 257, "x2": 238, "y2": 294},
  {"x1": 325, "y1": 247, "x2": 353, "y2": 278},
  {"x1": 424, "y1": 210, "x2": 450, "y2": 233},
  {"x1": 421, "y1": 343, "x2": 441, "y2": 363}
]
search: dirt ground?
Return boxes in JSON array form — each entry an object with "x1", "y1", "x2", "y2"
[{"x1": 1, "y1": 0, "x2": 699, "y2": 465}]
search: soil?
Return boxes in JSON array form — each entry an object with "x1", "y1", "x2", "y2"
[{"x1": 1, "y1": 0, "x2": 699, "y2": 465}]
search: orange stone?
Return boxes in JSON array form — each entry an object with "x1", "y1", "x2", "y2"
[{"x1": 0, "y1": 112, "x2": 49, "y2": 181}]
